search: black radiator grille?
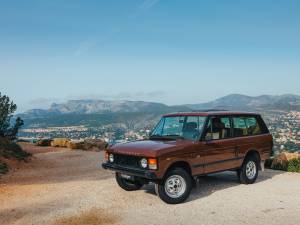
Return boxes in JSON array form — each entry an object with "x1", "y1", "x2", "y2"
[{"x1": 114, "y1": 154, "x2": 141, "y2": 168}]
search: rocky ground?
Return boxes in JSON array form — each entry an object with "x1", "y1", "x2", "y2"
[{"x1": 0, "y1": 143, "x2": 300, "y2": 225}]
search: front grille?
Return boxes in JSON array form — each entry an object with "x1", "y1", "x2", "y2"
[{"x1": 114, "y1": 154, "x2": 141, "y2": 168}]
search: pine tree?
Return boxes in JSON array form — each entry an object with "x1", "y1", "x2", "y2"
[{"x1": 0, "y1": 92, "x2": 23, "y2": 139}]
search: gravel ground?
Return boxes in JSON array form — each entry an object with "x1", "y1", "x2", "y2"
[{"x1": 1, "y1": 144, "x2": 300, "y2": 225}]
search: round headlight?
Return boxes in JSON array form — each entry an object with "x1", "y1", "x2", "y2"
[
  {"x1": 140, "y1": 158, "x2": 148, "y2": 168},
  {"x1": 109, "y1": 154, "x2": 114, "y2": 163}
]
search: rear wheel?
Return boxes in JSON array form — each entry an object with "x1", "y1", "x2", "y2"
[
  {"x1": 115, "y1": 172, "x2": 143, "y2": 191},
  {"x1": 155, "y1": 168, "x2": 192, "y2": 204},
  {"x1": 238, "y1": 155, "x2": 259, "y2": 184}
]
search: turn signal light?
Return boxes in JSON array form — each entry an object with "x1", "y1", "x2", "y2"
[
  {"x1": 104, "y1": 151, "x2": 109, "y2": 161},
  {"x1": 148, "y1": 158, "x2": 157, "y2": 170}
]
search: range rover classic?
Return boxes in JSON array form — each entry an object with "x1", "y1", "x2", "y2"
[{"x1": 102, "y1": 111, "x2": 273, "y2": 204}]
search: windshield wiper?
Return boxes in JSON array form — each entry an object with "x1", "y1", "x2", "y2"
[
  {"x1": 164, "y1": 134, "x2": 185, "y2": 140},
  {"x1": 149, "y1": 134, "x2": 162, "y2": 139},
  {"x1": 150, "y1": 134, "x2": 185, "y2": 140}
]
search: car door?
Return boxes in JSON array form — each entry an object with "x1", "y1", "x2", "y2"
[{"x1": 203, "y1": 116, "x2": 239, "y2": 174}]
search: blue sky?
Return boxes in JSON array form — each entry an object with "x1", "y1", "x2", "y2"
[{"x1": 1, "y1": 0, "x2": 300, "y2": 112}]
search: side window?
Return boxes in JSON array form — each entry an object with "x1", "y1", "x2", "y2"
[
  {"x1": 245, "y1": 117, "x2": 262, "y2": 135},
  {"x1": 233, "y1": 117, "x2": 248, "y2": 137},
  {"x1": 182, "y1": 116, "x2": 200, "y2": 140},
  {"x1": 205, "y1": 117, "x2": 231, "y2": 140}
]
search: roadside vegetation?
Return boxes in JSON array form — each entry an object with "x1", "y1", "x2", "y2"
[
  {"x1": 265, "y1": 152, "x2": 300, "y2": 173},
  {"x1": 36, "y1": 138, "x2": 108, "y2": 151},
  {"x1": 0, "y1": 92, "x2": 30, "y2": 175},
  {"x1": 0, "y1": 162, "x2": 8, "y2": 174}
]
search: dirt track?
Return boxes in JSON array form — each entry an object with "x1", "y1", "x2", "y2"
[{"x1": 1, "y1": 144, "x2": 300, "y2": 225}]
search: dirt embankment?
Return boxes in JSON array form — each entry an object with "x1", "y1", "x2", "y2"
[
  {"x1": 0, "y1": 140, "x2": 31, "y2": 175},
  {"x1": 1, "y1": 144, "x2": 300, "y2": 225}
]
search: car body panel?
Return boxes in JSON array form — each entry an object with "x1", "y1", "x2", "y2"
[{"x1": 102, "y1": 111, "x2": 273, "y2": 180}]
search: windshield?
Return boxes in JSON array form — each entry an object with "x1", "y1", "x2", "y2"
[{"x1": 150, "y1": 116, "x2": 207, "y2": 141}]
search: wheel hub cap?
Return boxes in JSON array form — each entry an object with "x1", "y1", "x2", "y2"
[
  {"x1": 164, "y1": 175, "x2": 186, "y2": 198},
  {"x1": 246, "y1": 161, "x2": 257, "y2": 180}
]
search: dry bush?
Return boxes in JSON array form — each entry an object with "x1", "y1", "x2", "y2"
[
  {"x1": 271, "y1": 152, "x2": 300, "y2": 171},
  {"x1": 36, "y1": 139, "x2": 52, "y2": 147},
  {"x1": 81, "y1": 139, "x2": 107, "y2": 151},
  {"x1": 0, "y1": 162, "x2": 8, "y2": 174},
  {"x1": 0, "y1": 137, "x2": 31, "y2": 174},
  {"x1": 51, "y1": 138, "x2": 71, "y2": 148},
  {"x1": 67, "y1": 141, "x2": 85, "y2": 150}
]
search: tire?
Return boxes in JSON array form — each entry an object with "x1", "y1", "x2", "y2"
[
  {"x1": 115, "y1": 172, "x2": 143, "y2": 191},
  {"x1": 238, "y1": 155, "x2": 259, "y2": 184},
  {"x1": 155, "y1": 168, "x2": 192, "y2": 204}
]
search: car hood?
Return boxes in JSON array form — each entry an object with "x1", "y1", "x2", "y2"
[{"x1": 109, "y1": 139, "x2": 193, "y2": 158}]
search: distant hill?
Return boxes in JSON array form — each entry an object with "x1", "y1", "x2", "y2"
[
  {"x1": 19, "y1": 100, "x2": 190, "y2": 119},
  {"x1": 19, "y1": 94, "x2": 300, "y2": 128},
  {"x1": 187, "y1": 94, "x2": 300, "y2": 111},
  {"x1": 20, "y1": 112, "x2": 163, "y2": 129},
  {"x1": 18, "y1": 100, "x2": 190, "y2": 128}
]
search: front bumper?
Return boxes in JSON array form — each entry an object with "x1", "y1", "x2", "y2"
[{"x1": 102, "y1": 162, "x2": 157, "y2": 180}]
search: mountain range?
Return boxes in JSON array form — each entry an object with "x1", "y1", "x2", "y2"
[
  {"x1": 187, "y1": 94, "x2": 300, "y2": 111},
  {"x1": 20, "y1": 100, "x2": 190, "y2": 119},
  {"x1": 19, "y1": 94, "x2": 300, "y2": 128}
]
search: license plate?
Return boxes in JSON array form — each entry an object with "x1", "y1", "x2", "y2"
[{"x1": 120, "y1": 173, "x2": 133, "y2": 180}]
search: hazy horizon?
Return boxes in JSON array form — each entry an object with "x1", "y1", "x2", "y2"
[
  {"x1": 1, "y1": 1, "x2": 300, "y2": 112},
  {"x1": 14, "y1": 92, "x2": 300, "y2": 114}
]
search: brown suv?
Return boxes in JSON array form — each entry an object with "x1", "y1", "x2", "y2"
[{"x1": 102, "y1": 111, "x2": 273, "y2": 204}]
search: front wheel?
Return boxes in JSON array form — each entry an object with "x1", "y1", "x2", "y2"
[
  {"x1": 115, "y1": 173, "x2": 143, "y2": 191},
  {"x1": 238, "y1": 156, "x2": 259, "y2": 184},
  {"x1": 155, "y1": 168, "x2": 192, "y2": 204}
]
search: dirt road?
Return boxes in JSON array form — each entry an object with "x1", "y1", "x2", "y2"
[{"x1": 1, "y1": 144, "x2": 300, "y2": 225}]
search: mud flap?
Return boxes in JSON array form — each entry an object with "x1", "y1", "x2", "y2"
[{"x1": 260, "y1": 161, "x2": 265, "y2": 172}]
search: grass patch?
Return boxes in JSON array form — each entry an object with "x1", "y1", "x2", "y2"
[
  {"x1": 0, "y1": 163, "x2": 9, "y2": 174},
  {"x1": 287, "y1": 158, "x2": 300, "y2": 172}
]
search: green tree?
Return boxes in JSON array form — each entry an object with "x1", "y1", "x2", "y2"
[{"x1": 0, "y1": 92, "x2": 24, "y2": 139}]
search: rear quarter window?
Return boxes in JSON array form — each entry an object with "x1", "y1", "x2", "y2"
[
  {"x1": 233, "y1": 115, "x2": 266, "y2": 137},
  {"x1": 245, "y1": 117, "x2": 262, "y2": 135},
  {"x1": 255, "y1": 115, "x2": 270, "y2": 134},
  {"x1": 233, "y1": 117, "x2": 248, "y2": 137}
]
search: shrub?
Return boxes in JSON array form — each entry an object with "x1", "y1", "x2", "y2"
[
  {"x1": 0, "y1": 92, "x2": 23, "y2": 140},
  {"x1": 82, "y1": 139, "x2": 107, "y2": 151},
  {"x1": 270, "y1": 152, "x2": 300, "y2": 171},
  {"x1": 51, "y1": 138, "x2": 71, "y2": 148},
  {"x1": 0, "y1": 137, "x2": 31, "y2": 175},
  {"x1": 67, "y1": 141, "x2": 85, "y2": 149},
  {"x1": 264, "y1": 158, "x2": 273, "y2": 168},
  {"x1": 0, "y1": 163, "x2": 8, "y2": 174},
  {"x1": 0, "y1": 140, "x2": 31, "y2": 160},
  {"x1": 271, "y1": 162, "x2": 288, "y2": 171},
  {"x1": 36, "y1": 139, "x2": 52, "y2": 147},
  {"x1": 287, "y1": 158, "x2": 300, "y2": 173}
]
